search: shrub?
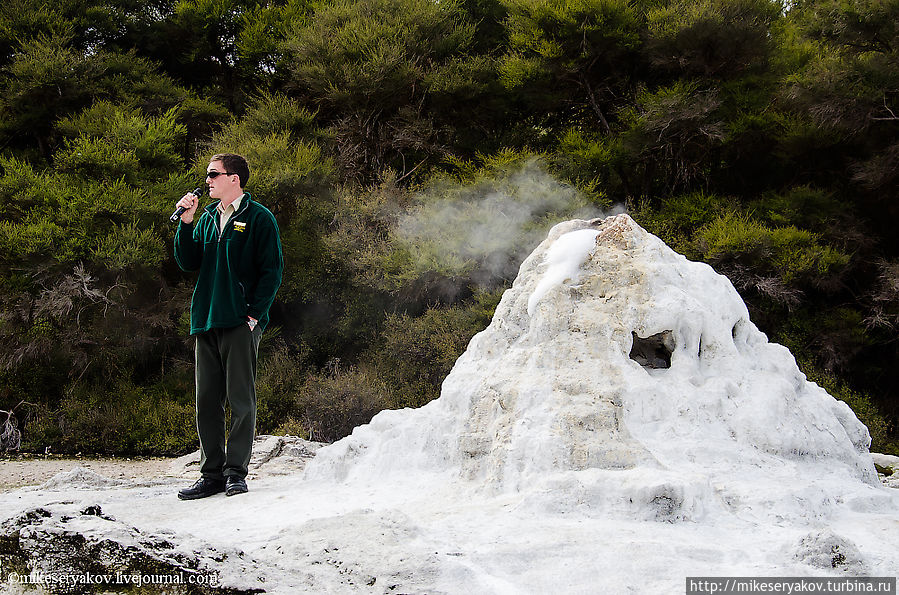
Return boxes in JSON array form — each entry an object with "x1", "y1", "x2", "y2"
[
  {"x1": 281, "y1": 0, "x2": 475, "y2": 179},
  {"x1": 23, "y1": 378, "x2": 195, "y2": 455},
  {"x1": 750, "y1": 185, "x2": 842, "y2": 231},
  {"x1": 630, "y1": 191, "x2": 737, "y2": 255},
  {"x1": 275, "y1": 363, "x2": 391, "y2": 443},
  {"x1": 56, "y1": 103, "x2": 186, "y2": 182},
  {"x1": 256, "y1": 342, "x2": 309, "y2": 435},
  {"x1": 91, "y1": 222, "x2": 166, "y2": 270},
  {"x1": 696, "y1": 211, "x2": 849, "y2": 292},
  {"x1": 205, "y1": 92, "x2": 334, "y2": 212},
  {"x1": 368, "y1": 290, "x2": 500, "y2": 409},
  {"x1": 282, "y1": 0, "x2": 474, "y2": 114},
  {"x1": 645, "y1": 0, "x2": 781, "y2": 78},
  {"x1": 618, "y1": 81, "x2": 727, "y2": 194}
]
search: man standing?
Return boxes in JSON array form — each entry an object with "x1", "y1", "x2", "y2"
[{"x1": 173, "y1": 153, "x2": 283, "y2": 499}]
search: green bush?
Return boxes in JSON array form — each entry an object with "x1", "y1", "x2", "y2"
[
  {"x1": 91, "y1": 222, "x2": 166, "y2": 270},
  {"x1": 0, "y1": 35, "x2": 184, "y2": 155},
  {"x1": 498, "y1": 0, "x2": 643, "y2": 126},
  {"x1": 750, "y1": 185, "x2": 842, "y2": 231},
  {"x1": 256, "y1": 342, "x2": 309, "y2": 435},
  {"x1": 369, "y1": 290, "x2": 500, "y2": 409},
  {"x1": 631, "y1": 191, "x2": 737, "y2": 254},
  {"x1": 56, "y1": 103, "x2": 186, "y2": 182},
  {"x1": 645, "y1": 0, "x2": 780, "y2": 78},
  {"x1": 23, "y1": 379, "x2": 195, "y2": 455},
  {"x1": 696, "y1": 212, "x2": 849, "y2": 286},
  {"x1": 281, "y1": 0, "x2": 476, "y2": 179},
  {"x1": 282, "y1": 0, "x2": 474, "y2": 114},
  {"x1": 56, "y1": 135, "x2": 142, "y2": 183},
  {"x1": 257, "y1": 339, "x2": 397, "y2": 443},
  {"x1": 0, "y1": 218, "x2": 66, "y2": 262},
  {"x1": 618, "y1": 81, "x2": 727, "y2": 194},
  {"x1": 205, "y1": 92, "x2": 334, "y2": 206},
  {"x1": 552, "y1": 127, "x2": 618, "y2": 201},
  {"x1": 274, "y1": 363, "x2": 392, "y2": 443},
  {"x1": 299, "y1": 365, "x2": 390, "y2": 442}
]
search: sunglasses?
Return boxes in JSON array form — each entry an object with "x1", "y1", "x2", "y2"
[{"x1": 205, "y1": 170, "x2": 236, "y2": 179}]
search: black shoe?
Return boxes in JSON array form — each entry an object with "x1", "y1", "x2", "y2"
[
  {"x1": 225, "y1": 476, "x2": 248, "y2": 496},
  {"x1": 178, "y1": 477, "x2": 225, "y2": 500}
]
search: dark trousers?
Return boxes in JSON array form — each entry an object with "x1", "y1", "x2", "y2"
[{"x1": 195, "y1": 324, "x2": 262, "y2": 480}]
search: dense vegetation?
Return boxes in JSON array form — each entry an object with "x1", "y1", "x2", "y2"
[{"x1": 1, "y1": 0, "x2": 897, "y2": 455}]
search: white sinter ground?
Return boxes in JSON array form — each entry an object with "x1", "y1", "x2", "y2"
[{"x1": 1, "y1": 214, "x2": 897, "y2": 594}]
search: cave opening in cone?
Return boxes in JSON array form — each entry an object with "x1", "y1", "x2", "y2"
[{"x1": 629, "y1": 330, "x2": 674, "y2": 369}]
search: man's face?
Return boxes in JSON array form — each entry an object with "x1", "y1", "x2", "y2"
[{"x1": 206, "y1": 160, "x2": 238, "y2": 199}]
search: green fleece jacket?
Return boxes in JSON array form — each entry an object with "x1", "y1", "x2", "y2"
[{"x1": 174, "y1": 193, "x2": 283, "y2": 335}]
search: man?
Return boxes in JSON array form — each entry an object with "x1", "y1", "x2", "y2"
[{"x1": 173, "y1": 153, "x2": 283, "y2": 499}]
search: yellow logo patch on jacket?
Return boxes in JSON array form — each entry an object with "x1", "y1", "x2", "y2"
[{"x1": 234, "y1": 221, "x2": 247, "y2": 232}]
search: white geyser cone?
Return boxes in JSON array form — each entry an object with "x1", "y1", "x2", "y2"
[{"x1": 306, "y1": 214, "x2": 878, "y2": 522}]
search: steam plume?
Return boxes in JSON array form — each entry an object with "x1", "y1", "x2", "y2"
[{"x1": 393, "y1": 159, "x2": 617, "y2": 287}]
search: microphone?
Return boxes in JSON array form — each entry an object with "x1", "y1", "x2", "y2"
[{"x1": 170, "y1": 187, "x2": 205, "y2": 223}]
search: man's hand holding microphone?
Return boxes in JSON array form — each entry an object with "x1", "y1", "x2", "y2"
[{"x1": 170, "y1": 187, "x2": 205, "y2": 224}]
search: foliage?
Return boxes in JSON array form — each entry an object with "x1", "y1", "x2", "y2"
[
  {"x1": 279, "y1": 364, "x2": 391, "y2": 442},
  {"x1": 281, "y1": 0, "x2": 477, "y2": 179},
  {"x1": 284, "y1": 0, "x2": 473, "y2": 113},
  {"x1": 644, "y1": 0, "x2": 781, "y2": 78},
  {"x1": 630, "y1": 191, "x2": 737, "y2": 254},
  {"x1": 257, "y1": 343, "x2": 390, "y2": 442},
  {"x1": 497, "y1": 0, "x2": 647, "y2": 159},
  {"x1": 696, "y1": 212, "x2": 850, "y2": 303},
  {"x1": 368, "y1": 290, "x2": 501, "y2": 409},
  {"x1": 206, "y1": 92, "x2": 333, "y2": 204},
  {"x1": 255, "y1": 341, "x2": 309, "y2": 434},
  {"x1": 619, "y1": 81, "x2": 727, "y2": 195},
  {"x1": 499, "y1": 0, "x2": 644, "y2": 131},
  {"x1": 0, "y1": 35, "x2": 185, "y2": 159},
  {"x1": 22, "y1": 375, "x2": 196, "y2": 455}
]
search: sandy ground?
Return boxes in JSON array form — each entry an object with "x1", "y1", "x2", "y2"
[
  {"x1": 0, "y1": 454, "x2": 179, "y2": 492},
  {"x1": 1, "y1": 451, "x2": 895, "y2": 493}
]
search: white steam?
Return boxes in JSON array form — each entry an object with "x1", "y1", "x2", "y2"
[{"x1": 394, "y1": 159, "x2": 615, "y2": 286}]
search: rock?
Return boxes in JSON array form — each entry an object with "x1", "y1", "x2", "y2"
[
  {"x1": 167, "y1": 435, "x2": 324, "y2": 479},
  {"x1": 872, "y1": 452, "x2": 899, "y2": 489},
  {"x1": 38, "y1": 467, "x2": 128, "y2": 491},
  {"x1": 0, "y1": 436, "x2": 322, "y2": 593},
  {"x1": 793, "y1": 530, "x2": 868, "y2": 574},
  {"x1": 0, "y1": 503, "x2": 262, "y2": 594},
  {"x1": 872, "y1": 452, "x2": 899, "y2": 473}
]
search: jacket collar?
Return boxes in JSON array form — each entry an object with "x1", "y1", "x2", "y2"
[{"x1": 205, "y1": 192, "x2": 252, "y2": 218}]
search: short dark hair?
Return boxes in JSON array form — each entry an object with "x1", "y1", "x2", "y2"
[{"x1": 211, "y1": 153, "x2": 250, "y2": 188}]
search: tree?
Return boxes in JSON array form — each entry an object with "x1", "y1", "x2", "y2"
[
  {"x1": 0, "y1": 34, "x2": 186, "y2": 159},
  {"x1": 785, "y1": 0, "x2": 899, "y2": 201},
  {"x1": 498, "y1": 0, "x2": 644, "y2": 134},
  {"x1": 282, "y1": 0, "x2": 476, "y2": 180},
  {"x1": 643, "y1": 0, "x2": 782, "y2": 79}
]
